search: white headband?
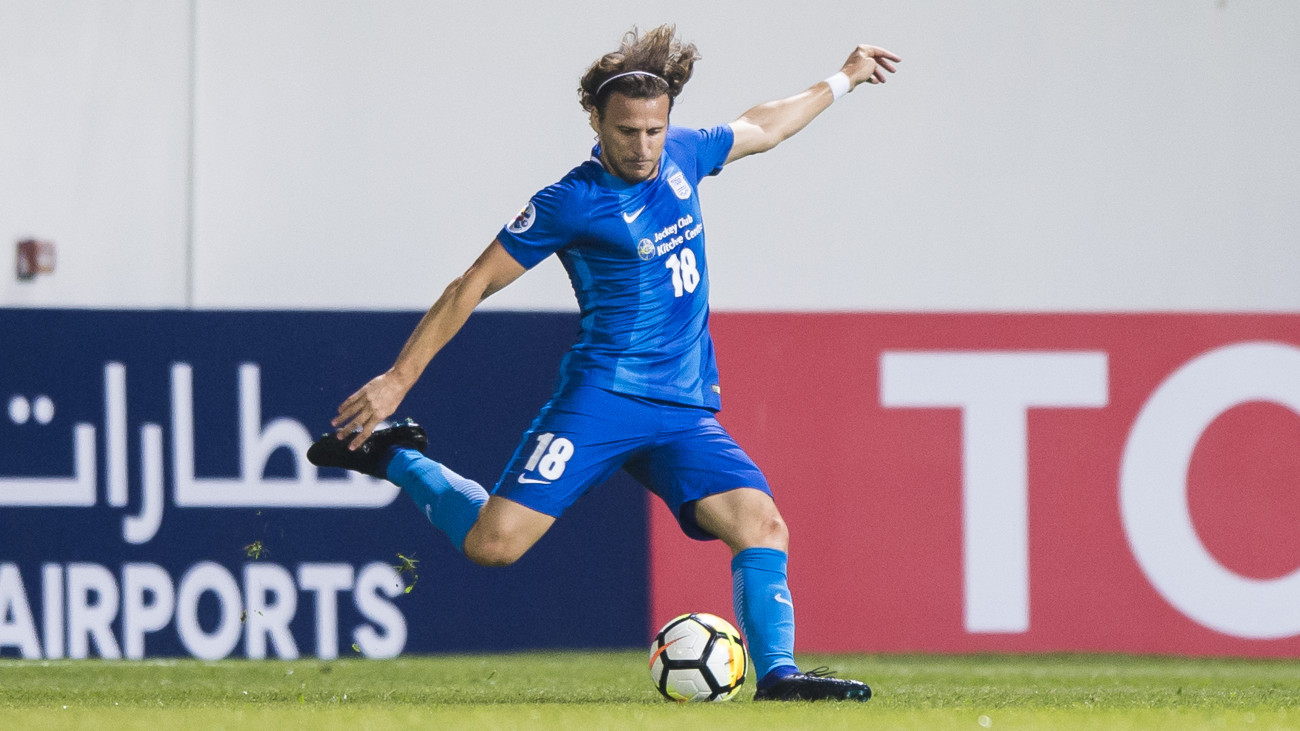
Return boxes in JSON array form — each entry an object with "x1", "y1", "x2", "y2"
[{"x1": 595, "y1": 70, "x2": 667, "y2": 96}]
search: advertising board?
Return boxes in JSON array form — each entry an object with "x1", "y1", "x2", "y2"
[
  {"x1": 0, "y1": 310, "x2": 648, "y2": 659},
  {"x1": 652, "y1": 313, "x2": 1300, "y2": 656}
]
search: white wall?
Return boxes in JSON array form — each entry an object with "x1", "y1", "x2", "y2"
[
  {"x1": 0, "y1": 1, "x2": 191, "y2": 307},
  {"x1": 4, "y1": 0, "x2": 1299, "y2": 311}
]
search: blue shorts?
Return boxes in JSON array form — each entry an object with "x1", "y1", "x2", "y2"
[{"x1": 493, "y1": 385, "x2": 771, "y2": 540}]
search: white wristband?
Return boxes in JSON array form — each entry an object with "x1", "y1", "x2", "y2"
[{"x1": 824, "y1": 71, "x2": 851, "y2": 101}]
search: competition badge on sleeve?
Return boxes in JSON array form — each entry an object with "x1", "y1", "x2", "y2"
[{"x1": 507, "y1": 202, "x2": 536, "y2": 234}]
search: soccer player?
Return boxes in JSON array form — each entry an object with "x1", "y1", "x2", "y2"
[{"x1": 309, "y1": 24, "x2": 899, "y2": 701}]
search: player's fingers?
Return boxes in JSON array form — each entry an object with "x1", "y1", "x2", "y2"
[
  {"x1": 348, "y1": 422, "x2": 377, "y2": 450},
  {"x1": 332, "y1": 390, "x2": 368, "y2": 427},
  {"x1": 871, "y1": 47, "x2": 902, "y2": 63},
  {"x1": 331, "y1": 405, "x2": 355, "y2": 429},
  {"x1": 332, "y1": 419, "x2": 356, "y2": 441},
  {"x1": 332, "y1": 395, "x2": 370, "y2": 433},
  {"x1": 333, "y1": 416, "x2": 358, "y2": 442},
  {"x1": 333, "y1": 412, "x2": 362, "y2": 440},
  {"x1": 876, "y1": 57, "x2": 899, "y2": 74}
]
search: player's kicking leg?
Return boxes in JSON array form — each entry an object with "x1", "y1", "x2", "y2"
[
  {"x1": 308, "y1": 384, "x2": 623, "y2": 566},
  {"x1": 693, "y1": 488, "x2": 873, "y2": 702},
  {"x1": 307, "y1": 419, "x2": 490, "y2": 553}
]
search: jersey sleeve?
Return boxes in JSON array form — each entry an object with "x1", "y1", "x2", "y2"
[
  {"x1": 496, "y1": 180, "x2": 580, "y2": 270},
  {"x1": 685, "y1": 124, "x2": 735, "y2": 180}
]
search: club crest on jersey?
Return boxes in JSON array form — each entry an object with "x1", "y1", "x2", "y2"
[
  {"x1": 507, "y1": 202, "x2": 536, "y2": 234},
  {"x1": 666, "y1": 171, "x2": 691, "y2": 200},
  {"x1": 637, "y1": 238, "x2": 656, "y2": 261}
]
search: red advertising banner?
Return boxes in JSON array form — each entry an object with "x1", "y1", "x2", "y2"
[{"x1": 649, "y1": 314, "x2": 1300, "y2": 656}]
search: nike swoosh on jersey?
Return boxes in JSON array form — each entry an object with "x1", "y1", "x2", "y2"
[
  {"x1": 517, "y1": 475, "x2": 552, "y2": 485},
  {"x1": 622, "y1": 206, "x2": 646, "y2": 223},
  {"x1": 774, "y1": 593, "x2": 794, "y2": 607}
]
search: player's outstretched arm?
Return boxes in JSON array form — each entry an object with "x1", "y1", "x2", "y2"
[
  {"x1": 726, "y1": 44, "x2": 900, "y2": 164},
  {"x1": 331, "y1": 239, "x2": 525, "y2": 448}
]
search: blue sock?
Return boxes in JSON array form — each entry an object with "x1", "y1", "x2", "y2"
[
  {"x1": 385, "y1": 448, "x2": 487, "y2": 552},
  {"x1": 731, "y1": 547, "x2": 799, "y2": 688}
]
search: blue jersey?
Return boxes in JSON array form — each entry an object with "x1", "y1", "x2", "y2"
[{"x1": 497, "y1": 124, "x2": 734, "y2": 410}]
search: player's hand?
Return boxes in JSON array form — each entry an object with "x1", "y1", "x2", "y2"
[
  {"x1": 331, "y1": 370, "x2": 409, "y2": 450},
  {"x1": 841, "y1": 45, "x2": 901, "y2": 88}
]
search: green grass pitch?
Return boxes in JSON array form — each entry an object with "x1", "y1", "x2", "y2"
[{"x1": 2, "y1": 652, "x2": 1298, "y2": 729}]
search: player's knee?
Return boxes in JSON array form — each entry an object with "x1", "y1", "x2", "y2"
[
  {"x1": 462, "y1": 530, "x2": 525, "y2": 567},
  {"x1": 464, "y1": 540, "x2": 522, "y2": 567},
  {"x1": 737, "y1": 497, "x2": 788, "y2": 550},
  {"x1": 755, "y1": 510, "x2": 789, "y2": 550},
  {"x1": 722, "y1": 501, "x2": 789, "y2": 552}
]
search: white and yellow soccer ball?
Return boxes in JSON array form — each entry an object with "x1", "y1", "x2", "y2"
[{"x1": 648, "y1": 612, "x2": 749, "y2": 702}]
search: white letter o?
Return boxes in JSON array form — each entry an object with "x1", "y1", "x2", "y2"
[
  {"x1": 176, "y1": 562, "x2": 243, "y2": 659},
  {"x1": 1121, "y1": 341, "x2": 1300, "y2": 639}
]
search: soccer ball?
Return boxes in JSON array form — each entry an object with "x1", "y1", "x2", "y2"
[{"x1": 648, "y1": 612, "x2": 748, "y2": 702}]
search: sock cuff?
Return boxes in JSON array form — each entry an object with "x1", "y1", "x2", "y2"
[
  {"x1": 384, "y1": 447, "x2": 425, "y2": 482},
  {"x1": 730, "y1": 546, "x2": 788, "y2": 574}
]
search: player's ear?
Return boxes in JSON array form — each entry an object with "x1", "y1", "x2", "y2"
[{"x1": 588, "y1": 108, "x2": 601, "y2": 136}]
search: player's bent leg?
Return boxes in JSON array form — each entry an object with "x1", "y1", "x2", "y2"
[
  {"x1": 307, "y1": 419, "x2": 493, "y2": 553},
  {"x1": 461, "y1": 495, "x2": 556, "y2": 567},
  {"x1": 386, "y1": 449, "x2": 488, "y2": 552},
  {"x1": 693, "y1": 488, "x2": 871, "y2": 702},
  {"x1": 694, "y1": 490, "x2": 798, "y2": 688},
  {"x1": 692, "y1": 487, "x2": 788, "y2": 555}
]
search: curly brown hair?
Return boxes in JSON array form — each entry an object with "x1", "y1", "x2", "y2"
[{"x1": 578, "y1": 24, "x2": 700, "y2": 115}]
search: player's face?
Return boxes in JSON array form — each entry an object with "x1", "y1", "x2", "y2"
[{"x1": 592, "y1": 93, "x2": 670, "y2": 184}]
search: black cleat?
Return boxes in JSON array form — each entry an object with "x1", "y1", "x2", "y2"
[
  {"x1": 752, "y1": 667, "x2": 872, "y2": 702},
  {"x1": 306, "y1": 418, "x2": 428, "y2": 478}
]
